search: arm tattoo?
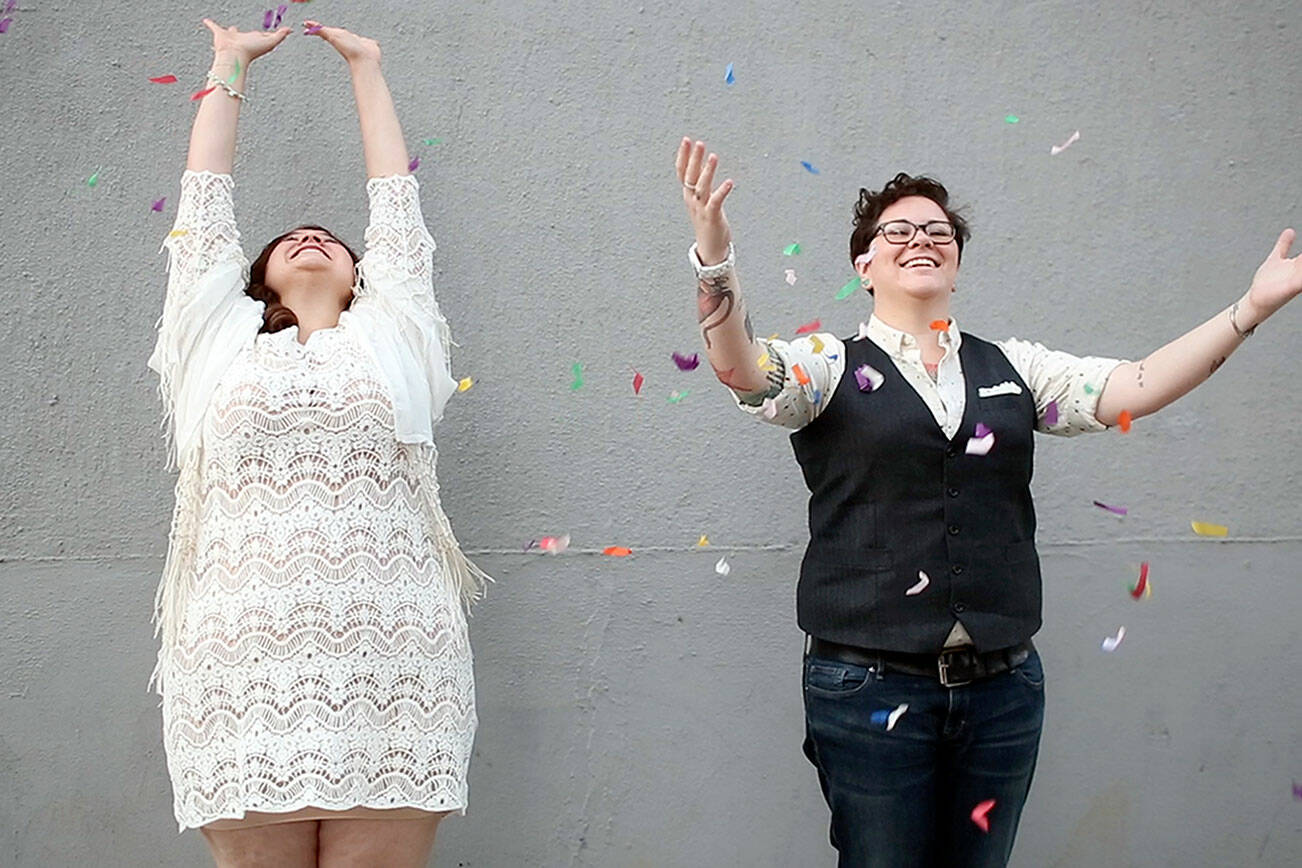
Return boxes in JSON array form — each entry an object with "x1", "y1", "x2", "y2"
[
  {"x1": 1137, "y1": 360, "x2": 1146, "y2": 388},
  {"x1": 1209, "y1": 356, "x2": 1227, "y2": 377},
  {"x1": 697, "y1": 273, "x2": 739, "y2": 350}
]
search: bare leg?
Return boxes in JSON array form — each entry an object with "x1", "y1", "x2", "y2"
[
  {"x1": 200, "y1": 820, "x2": 319, "y2": 868},
  {"x1": 317, "y1": 812, "x2": 449, "y2": 868}
]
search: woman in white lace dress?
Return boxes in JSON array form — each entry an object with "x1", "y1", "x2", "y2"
[{"x1": 146, "y1": 18, "x2": 489, "y2": 866}]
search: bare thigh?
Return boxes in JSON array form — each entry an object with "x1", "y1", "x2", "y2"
[
  {"x1": 318, "y1": 812, "x2": 449, "y2": 868},
  {"x1": 200, "y1": 820, "x2": 319, "y2": 868}
]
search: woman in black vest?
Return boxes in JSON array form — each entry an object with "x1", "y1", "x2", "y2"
[{"x1": 674, "y1": 136, "x2": 1301, "y2": 867}]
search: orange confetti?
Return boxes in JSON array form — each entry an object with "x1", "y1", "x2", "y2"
[
  {"x1": 929, "y1": 319, "x2": 948, "y2": 331},
  {"x1": 792, "y1": 364, "x2": 811, "y2": 385},
  {"x1": 1118, "y1": 410, "x2": 1132, "y2": 433},
  {"x1": 602, "y1": 546, "x2": 632, "y2": 557}
]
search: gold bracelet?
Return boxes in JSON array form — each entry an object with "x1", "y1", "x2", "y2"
[{"x1": 1229, "y1": 300, "x2": 1256, "y2": 338}]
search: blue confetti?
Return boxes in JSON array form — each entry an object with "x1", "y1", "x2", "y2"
[
  {"x1": 801, "y1": 161, "x2": 820, "y2": 175},
  {"x1": 870, "y1": 710, "x2": 890, "y2": 727},
  {"x1": 725, "y1": 63, "x2": 735, "y2": 85}
]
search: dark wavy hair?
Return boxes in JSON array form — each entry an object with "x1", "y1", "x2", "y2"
[
  {"x1": 849, "y1": 173, "x2": 971, "y2": 295},
  {"x1": 246, "y1": 225, "x2": 362, "y2": 334}
]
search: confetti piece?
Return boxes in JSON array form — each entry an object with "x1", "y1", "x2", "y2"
[
  {"x1": 929, "y1": 319, "x2": 948, "y2": 331},
  {"x1": 168, "y1": 229, "x2": 189, "y2": 238},
  {"x1": 603, "y1": 546, "x2": 632, "y2": 557},
  {"x1": 965, "y1": 431, "x2": 995, "y2": 456},
  {"x1": 523, "y1": 539, "x2": 538, "y2": 552},
  {"x1": 871, "y1": 702, "x2": 910, "y2": 730},
  {"x1": 1083, "y1": 382, "x2": 1096, "y2": 395},
  {"x1": 1044, "y1": 400, "x2": 1059, "y2": 426},
  {"x1": 854, "y1": 322, "x2": 871, "y2": 341},
  {"x1": 795, "y1": 319, "x2": 821, "y2": 335},
  {"x1": 672, "y1": 351, "x2": 700, "y2": 371},
  {"x1": 457, "y1": 377, "x2": 474, "y2": 392},
  {"x1": 3, "y1": 1, "x2": 12, "y2": 13},
  {"x1": 971, "y1": 799, "x2": 996, "y2": 833},
  {"x1": 263, "y1": 9, "x2": 275, "y2": 29},
  {"x1": 809, "y1": 335, "x2": 825, "y2": 354},
  {"x1": 86, "y1": 169, "x2": 101, "y2": 188},
  {"x1": 540, "y1": 534, "x2": 570, "y2": 554},
  {"x1": 151, "y1": 197, "x2": 166, "y2": 212},
  {"x1": 1004, "y1": 114, "x2": 1020, "y2": 124},
  {"x1": 853, "y1": 244, "x2": 878, "y2": 269},
  {"x1": 801, "y1": 161, "x2": 820, "y2": 174},
  {"x1": 756, "y1": 351, "x2": 770, "y2": 369},
  {"x1": 1050, "y1": 130, "x2": 1081, "y2": 155},
  {"x1": 1101, "y1": 626, "x2": 1126, "y2": 652},
  {"x1": 305, "y1": 24, "x2": 323, "y2": 34},
  {"x1": 697, "y1": 534, "x2": 710, "y2": 547},
  {"x1": 724, "y1": 62, "x2": 735, "y2": 85},
  {"x1": 783, "y1": 242, "x2": 801, "y2": 256},
  {"x1": 1118, "y1": 409, "x2": 1132, "y2": 433},
  {"x1": 905, "y1": 571, "x2": 930, "y2": 596},
  {"x1": 836, "y1": 277, "x2": 865, "y2": 300},
  {"x1": 274, "y1": 4, "x2": 288, "y2": 27},
  {"x1": 1093, "y1": 500, "x2": 1127, "y2": 517},
  {"x1": 149, "y1": 75, "x2": 179, "y2": 84},
  {"x1": 1129, "y1": 561, "x2": 1149, "y2": 600},
  {"x1": 570, "y1": 362, "x2": 584, "y2": 391},
  {"x1": 226, "y1": 58, "x2": 241, "y2": 86},
  {"x1": 408, "y1": 156, "x2": 421, "y2": 172},
  {"x1": 1191, "y1": 520, "x2": 1228, "y2": 537},
  {"x1": 761, "y1": 398, "x2": 778, "y2": 419},
  {"x1": 792, "y1": 364, "x2": 811, "y2": 386},
  {"x1": 785, "y1": 269, "x2": 797, "y2": 285},
  {"x1": 0, "y1": 17, "x2": 12, "y2": 34},
  {"x1": 854, "y1": 363, "x2": 884, "y2": 393},
  {"x1": 667, "y1": 390, "x2": 690, "y2": 404},
  {"x1": 715, "y1": 555, "x2": 731, "y2": 576},
  {"x1": 632, "y1": 371, "x2": 644, "y2": 395},
  {"x1": 974, "y1": 422, "x2": 991, "y2": 438},
  {"x1": 191, "y1": 86, "x2": 217, "y2": 101},
  {"x1": 1293, "y1": 781, "x2": 1302, "y2": 800},
  {"x1": 422, "y1": 137, "x2": 443, "y2": 146}
]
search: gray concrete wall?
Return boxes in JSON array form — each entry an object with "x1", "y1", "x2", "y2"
[{"x1": 2, "y1": 0, "x2": 1299, "y2": 864}]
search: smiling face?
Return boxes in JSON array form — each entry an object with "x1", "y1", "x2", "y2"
[
  {"x1": 262, "y1": 226, "x2": 357, "y2": 307},
  {"x1": 856, "y1": 195, "x2": 960, "y2": 302}
]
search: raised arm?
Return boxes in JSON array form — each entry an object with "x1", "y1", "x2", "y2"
[
  {"x1": 675, "y1": 138, "x2": 772, "y2": 399},
  {"x1": 1095, "y1": 229, "x2": 1302, "y2": 424}
]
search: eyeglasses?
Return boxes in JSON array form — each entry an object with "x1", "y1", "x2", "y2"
[{"x1": 872, "y1": 220, "x2": 956, "y2": 245}]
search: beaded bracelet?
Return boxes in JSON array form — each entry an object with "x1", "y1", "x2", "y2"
[{"x1": 204, "y1": 71, "x2": 247, "y2": 102}]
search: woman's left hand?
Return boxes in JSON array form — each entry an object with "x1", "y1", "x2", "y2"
[
  {"x1": 1245, "y1": 228, "x2": 1302, "y2": 321},
  {"x1": 303, "y1": 19, "x2": 381, "y2": 66}
]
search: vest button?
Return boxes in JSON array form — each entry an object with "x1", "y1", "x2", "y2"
[
  {"x1": 952, "y1": 602, "x2": 967, "y2": 613},
  {"x1": 948, "y1": 487, "x2": 959, "y2": 498},
  {"x1": 948, "y1": 525, "x2": 960, "y2": 536},
  {"x1": 951, "y1": 564, "x2": 964, "y2": 575},
  {"x1": 946, "y1": 447, "x2": 957, "y2": 458}
]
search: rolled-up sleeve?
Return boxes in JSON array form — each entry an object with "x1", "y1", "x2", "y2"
[
  {"x1": 731, "y1": 333, "x2": 845, "y2": 430},
  {"x1": 995, "y1": 337, "x2": 1131, "y2": 436}
]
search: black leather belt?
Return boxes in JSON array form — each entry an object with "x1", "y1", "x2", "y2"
[{"x1": 808, "y1": 636, "x2": 1032, "y2": 688}]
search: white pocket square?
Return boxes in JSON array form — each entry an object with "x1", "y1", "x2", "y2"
[{"x1": 978, "y1": 381, "x2": 1023, "y2": 398}]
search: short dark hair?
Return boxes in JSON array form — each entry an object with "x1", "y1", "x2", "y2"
[
  {"x1": 246, "y1": 225, "x2": 361, "y2": 334},
  {"x1": 849, "y1": 173, "x2": 970, "y2": 294}
]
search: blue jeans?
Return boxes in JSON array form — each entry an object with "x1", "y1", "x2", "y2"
[{"x1": 801, "y1": 646, "x2": 1045, "y2": 867}]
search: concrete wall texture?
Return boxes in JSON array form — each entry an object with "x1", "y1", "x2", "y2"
[{"x1": 2, "y1": 0, "x2": 1300, "y2": 864}]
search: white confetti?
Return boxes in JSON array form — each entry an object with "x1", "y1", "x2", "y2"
[
  {"x1": 1050, "y1": 129, "x2": 1081, "y2": 156},
  {"x1": 715, "y1": 556, "x2": 732, "y2": 576},
  {"x1": 853, "y1": 321, "x2": 872, "y2": 342},
  {"x1": 853, "y1": 243, "x2": 877, "y2": 269},
  {"x1": 784, "y1": 268, "x2": 798, "y2": 285},
  {"x1": 761, "y1": 397, "x2": 779, "y2": 419},
  {"x1": 886, "y1": 703, "x2": 909, "y2": 731},
  {"x1": 1101, "y1": 625, "x2": 1126, "y2": 652},
  {"x1": 905, "y1": 570, "x2": 930, "y2": 596},
  {"x1": 965, "y1": 432, "x2": 995, "y2": 456},
  {"x1": 540, "y1": 534, "x2": 570, "y2": 554}
]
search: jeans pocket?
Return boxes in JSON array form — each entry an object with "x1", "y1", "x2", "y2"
[
  {"x1": 1011, "y1": 650, "x2": 1045, "y2": 690},
  {"x1": 804, "y1": 657, "x2": 871, "y2": 697}
]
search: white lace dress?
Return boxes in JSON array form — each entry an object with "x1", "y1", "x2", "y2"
[{"x1": 146, "y1": 170, "x2": 488, "y2": 832}]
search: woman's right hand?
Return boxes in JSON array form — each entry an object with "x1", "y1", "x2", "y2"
[
  {"x1": 676, "y1": 137, "x2": 735, "y2": 266},
  {"x1": 202, "y1": 18, "x2": 291, "y2": 63}
]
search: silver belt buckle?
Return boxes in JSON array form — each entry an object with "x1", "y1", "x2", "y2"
[{"x1": 937, "y1": 650, "x2": 973, "y2": 688}]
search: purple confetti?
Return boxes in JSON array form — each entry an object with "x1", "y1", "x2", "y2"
[
  {"x1": 2, "y1": 1, "x2": 13, "y2": 14},
  {"x1": 305, "y1": 24, "x2": 323, "y2": 35},
  {"x1": 1292, "y1": 781, "x2": 1302, "y2": 800},
  {"x1": 1044, "y1": 400, "x2": 1059, "y2": 426},
  {"x1": 854, "y1": 363, "x2": 883, "y2": 393},
  {"x1": 151, "y1": 197, "x2": 166, "y2": 212},
  {"x1": 262, "y1": 9, "x2": 274, "y2": 30},
  {"x1": 0, "y1": 17, "x2": 12, "y2": 34},
  {"x1": 408, "y1": 156, "x2": 421, "y2": 172},
  {"x1": 1093, "y1": 500, "x2": 1128, "y2": 517},
  {"x1": 273, "y1": 4, "x2": 288, "y2": 28},
  {"x1": 974, "y1": 422, "x2": 991, "y2": 438},
  {"x1": 672, "y1": 351, "x2": 700, "y2": 371}
]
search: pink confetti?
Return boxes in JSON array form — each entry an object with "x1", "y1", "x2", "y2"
[
  {"x1": 1093, "y1": 500, "x2": 1128, "y2": 517},
  {"x1": 408, "y1": 156, "x2": 420, "y2": 172},
  {"x1": 1050, "y1": 130, "x2": 1081, "y2": 156},
  {"x1": 672, "y1": 351, "x2": 700, "y2": 371},
  {"x1": 974, "y1": 422, "x2": 991, "y2": 438},
  {"x1": 632, "y1": 371, "x2": 644, "y2": 395},
  {"x1": 151, "y1": 197, "x2": 166, "y2": 212},
  {"x1": 539, "y1": 534, "x2": 570, "y2": 554},
  {"x1": 1044, "y1": 400, "x2": 1059, "y2": 426},
  {"x1": 794, "y1": 319, "x2": 821, "y2": 335},
  {"x1": 971, "y1": 799, "x2": 996, "y2": 833}
]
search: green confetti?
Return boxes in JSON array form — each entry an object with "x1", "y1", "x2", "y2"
[
  {"x1": 783, "y1": 242, "x2": 801, "y2": 256},
  {"x1": 226, "y1": 58, "x2": 240, "y2": 86},
  {"x1": 570, "y1": 362, "x2": 584, "y2": 391},
  {"x1": 1083, "y1": 383, "x2": 1095, "y2": 394},
  {"x1": 422, "y1": 137, "x2": 443, "y2": 146},
  {"x1": 1004, "y1": 114, "x2": 1020, "y2": 124},
  {"x1": 86, "y1": 168, "x2": 101, "y2": 187},
  {"x1": 667, "y1": 390, "x2": 690, "y2": 404},
  {"x1": 836, "y1": 276, "x2": 866, "y2": 300}
]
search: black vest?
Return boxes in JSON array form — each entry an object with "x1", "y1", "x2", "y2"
[{"x1": 790, "y1": 332, "x2": 1042, "y2": 653}]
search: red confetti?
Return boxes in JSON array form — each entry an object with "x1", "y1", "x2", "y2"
[
  {"x1": 602, "y1": 546, "x2": 632, "y2": 557},
  {"x1": 149, "y1": 75, "x2": 179, "y2": 84},
  {"x1": 190, "y1": 86, "x2": 216, "y2": 101},
  {"x1": 929, "y1": 319, "x2": 948, "y2": 331},
  {"x1": 632, "y1": 371, "x2": 644, "y2": 395},
  {"x1": 1118, "y1": 409, "x2": 1132, "y2": 433},
  {"x1": 970, "y1": 799, "x2": 996, "y2": 833},
  {"x1": 794, "y1": 319, "x2": 821, "y2": 335},
  {"x1": 1129, "y1": 561, "x2": 1149, "y2": 600}
]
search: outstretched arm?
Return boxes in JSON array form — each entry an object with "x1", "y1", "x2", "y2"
[{"x1": 1096, "y1": 229, "x2": 1302, "y2": 424}]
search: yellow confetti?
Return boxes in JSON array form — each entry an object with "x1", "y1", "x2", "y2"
[
  {"x1": 168, "y1": 229, "x2": 189, "y2": 238},
  {"x1": 696, "y1": 534, "x2": 710, "y2": 547},
  {"x1": 756, "y1": 352, "x2": 769, "y2": 368},
  {"x1": 810, "y1": 335, "x2": 825, "y2": 354},
  {"x1": 1191, "y1": 520, "x2": 1229, "y2": 537},
  {"x1": 767, "y1": 332, "x2": 779, "y2": 341},
  {"x1": 457, "y1": 377, "x2": 474, "y2": 392}
]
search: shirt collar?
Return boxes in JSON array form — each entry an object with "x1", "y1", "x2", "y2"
[{"x1": 863, "y1": 313, "x2": 963, "y2": 355}]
